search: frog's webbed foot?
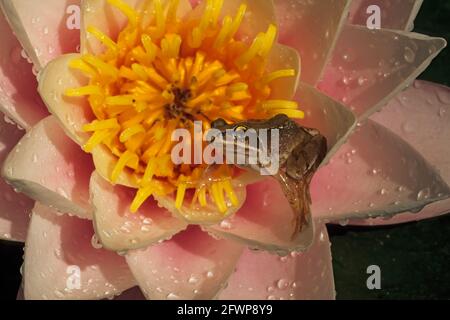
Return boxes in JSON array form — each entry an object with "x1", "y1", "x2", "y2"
[{"x1": 276, "y1": 171, "x2": 313, "y2": 239}]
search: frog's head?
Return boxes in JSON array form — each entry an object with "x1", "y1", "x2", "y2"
[{"x1": 210, "y1": 115, "x2": 292, "y2": 175}]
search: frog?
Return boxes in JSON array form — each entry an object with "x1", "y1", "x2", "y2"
[{"x1": 211, "y1": 114, "x2": 328, "y2": 238}]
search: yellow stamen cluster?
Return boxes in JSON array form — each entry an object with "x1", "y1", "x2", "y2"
[{"x1": 66, "y1": 0, "x2": 303, "y2": 216}]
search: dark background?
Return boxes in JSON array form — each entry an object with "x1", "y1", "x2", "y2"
[{"x1": 1, "y1": 0, "x2": 449, "y2": 300}]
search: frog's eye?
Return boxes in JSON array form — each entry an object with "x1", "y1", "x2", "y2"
[{"x1": 234, "y1": 125, "x2": 248, "y2": 132}]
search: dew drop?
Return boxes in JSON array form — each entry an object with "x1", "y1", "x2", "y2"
[
  {"x1": 188, "y1": 275, "x2": 199, "y2": 284},
  {"x1": 416, "y1": 188, "x2": 431, "y2": 201},
  {"x1": 276, "y1": 279, "x2": 290, "y2": 290},
  {"x1": 91, "y1": 234, "x2": 103, "y2": 249},
  {"x1": 404, "y1": 47, "x2": 415, "y2": 63},
  {"x1": 166, "y1": 293, "x2": 179, "y2": 300}
]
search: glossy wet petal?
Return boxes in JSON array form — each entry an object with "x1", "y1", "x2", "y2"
[
  {"x1": 319, "y1": 25, "x2": 446, "y2": 121},
  {"x1": 24, "y1": 202, "x2": 136, "y2": 300},
  {"x1": 0, "y1": 11, "x2": 48, "y2": 129},
  {"x1": 295, "y1": 82, "x2": 356, "y2": 165},
  {"x1": 348, "y1": 0, "x2": 423, "y2": 31},
  {"x1": 0, "y1": 117, "x2": 33, "y2": 241},
  {"x1": 2, "y1": 116, "x2": 93, "y2": 219},
  {"x1": 218, "y1": 223, "x2": 334, "y2": 300},
  {"x1": 206, "y1": 178, "x2": 315, "y2": 253},
  {"x1": 126, "y1": 226, "x2": 243, "y2": 300},
  {"x1": 350, "y1": 199, "x2": 450, "y2": 226},
  {"x1": 352, "y1": 80, "x2": 450, "y2": 225},
  {"x1": 90, "y1": 171, "x2": 187, "y2": 251},
  {"x1": 275, "y1": 0, "x2": 351, "y2": 85},
  {"x1": 38, "y1": 53, "x2": 93, "y2": 145},
  {"x1": 0, "y1": 0, "x2": 81, "y2": 70},
  {"x1": 311, "y1": 120, "x2": 450, "y2": 222}
]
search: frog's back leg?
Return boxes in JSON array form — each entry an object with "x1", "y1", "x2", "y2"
[{"x1": 286, "y1": 133, "x2": 327, "y2": 180}]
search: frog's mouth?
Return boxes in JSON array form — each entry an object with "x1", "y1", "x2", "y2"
[{"x1": 65, "y1": 0, "x2": 303, "y2": 221}]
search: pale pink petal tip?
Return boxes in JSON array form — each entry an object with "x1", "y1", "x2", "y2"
[
  {"x1": 0, "y1": 0, "x2": 81, "y2": 70},
  {"x1": 312, "y1": 119, "x2": 450, "y2": 223},
  {"x1": 126, "y1": 226, "x2": 243, "y2": 300},
  {"x1": 0, "y1": 116, "x2": 33, "y2": 242},
  {"x1": 350, "y1": 80, "x2": 450, "y2": 226},
  {"x1": 24, "y1": 202, "x2": 136, "y2": 300},
  {"x1": 90, "y1": 171, "x2": 187, "y2": 252},
  {"x1": 0, "y1": 11, "x2": 48, "y2": 129},
  {"x1": 2, "y1": 116, "x2": 93, "y2": 219},
  {"x1": 219, "y1": 223, "x2": 335, "y2": 300}
]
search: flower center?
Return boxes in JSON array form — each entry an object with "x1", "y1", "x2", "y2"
[{"x1": 65, "y1": 0, "x2": 304, "y2": 219}]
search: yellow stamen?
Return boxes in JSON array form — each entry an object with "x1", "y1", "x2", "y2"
[
  {"x1": 65, "y1": 85, "x2": 101, "y2": 97},
  {"x1": 83, "y1": 119, "x2": 120, "y2": 132},
  {"x1": 107, "y1": 0, "x2": 138, "y2": 27},
  {"x1": 87, "y1": 26, "x2": 119, "y2": 52},
  {"x1": 262, "y1": 100, "x2": 299, "y2": 110},
  {"x1": 83, "y1": 55, "x2": 119, "y2": 78},
  {"x1": 69, "y1": 59, "x2": 97, "y2": 77},
  {"x1": 131, "y1": 186, "x2": 153, "y2": 213},
  {"x1": 111, "y1": 150, "x2": 139, "y2": 183},
  {"x1": 120, "y1": 124, "x2": 145, "y2": 142},
  {"x1": 141, "y1": 34, "x2": 157, "y2": 62},
  {"x1": 83, "y1": 130, "x2": 113, "y2": 153},
  {"x1": 175, "y1": 182, "x2": 187, "y2": 209},
  {"x1": 261, "y1": 69, "x2": 296, "y2": 85}
]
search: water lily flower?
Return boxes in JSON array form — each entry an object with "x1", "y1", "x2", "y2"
[{"x1": 0, "y1": 0, "x2": 449, "y2": 300}]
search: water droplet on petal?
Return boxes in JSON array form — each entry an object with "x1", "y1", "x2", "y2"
[
  {"x1": 276, "y1": 279, "x2": 290, "y2": 290},
  {"x1": 91, "y1": 234, "x2": 103, "y2": 249}
]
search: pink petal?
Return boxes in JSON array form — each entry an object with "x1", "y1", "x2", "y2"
[
  {"x1": 311, "y1": 120, "x2": 450, "y2": 222},
  {"x1": 351, "y1": 80, "x2": 450, "y2": 225},
  {"x1": 90, "y1": 171, "x2": 187, "y2": 251},
  {"x1": 2, "y1": 116, "x2": 93, "y2": 219},
  {"x1": 0, "y1": 11, "x2": 48, "y2": 129},
  {"x1": 350, "y1": 199, "x2": 450, "y2": 226},
  {"x1": 319, "y1": 25, "x2": 446, "y2": 121},
  {"x1": 206, "y1": 178, "x2": 315, "y2": 252},
  {"x1": 218, "y1": 223, "x2": 334, "y2": 300},
  {"x1": 296, "y1": 82, "x2": 356, "y2": 165},
  {"x1": 24, "y1": 202, "x2": 136, "y2": 300},
  {"x1": 38, "y1": 53, "x2": 93, "y2": 145},
  {"x1": 0, "y1": 117, "x2": 33, "y2": 241},
  {"x1": 0, "y1": 0, "x2": 81, "y2": 70},
  {"x1": 348, "y1": 0, "x2": 423, "y2": 31},
  {"x1": 275, "y1": 0, "x2": 350, "y2": 85},
  {"x1": 126, "y1": 226, "x2": 243, "y2": 300}
]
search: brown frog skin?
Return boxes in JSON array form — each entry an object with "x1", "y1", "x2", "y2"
[{"x1": 211, "y1": 114, "x2": 328, "y2": 238}]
